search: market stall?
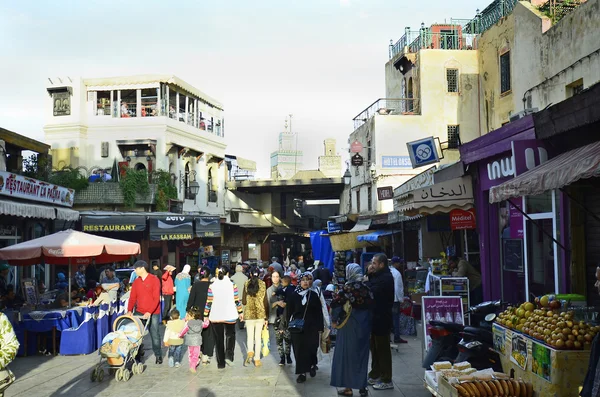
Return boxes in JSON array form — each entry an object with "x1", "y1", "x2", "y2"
[
  {"x1": 0, "y1": 230, "x2": 141, "y2": 355},
  {"x1": 491, "y1": 296, "x2": 598, "y2": 396}
]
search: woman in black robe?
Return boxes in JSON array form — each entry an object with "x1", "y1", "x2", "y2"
[{"x1": 287, "y1": 272, "x2": 324, "y2": 383}]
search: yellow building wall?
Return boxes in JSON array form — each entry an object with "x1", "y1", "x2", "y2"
[{"x1": 477, "y1": 13, "x2": 516, "y2": 133}]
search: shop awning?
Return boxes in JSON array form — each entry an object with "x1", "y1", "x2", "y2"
[
  {"x1": 195, "y1": 216, "x2": 221, "y2": 238},
  {"x1": 149, "y1": 216, "x2": 194, "y2": 241},
  {"x1": 489, "y1": 140, "x2": 600, "y2": 203},
  {"x1": 0, "y1": 200, "x2": 56, "y2": 220},
  {"x1": 55, "y1": 208, "x2": 80, "y2": 221},
  {"x1": 349, "y1": 218, "x2": 371, "y2": 232},
  {"x1": 357, "y1": 230, "x2": 400, "y2": 242},
  {"x1": 82, "y1": 213, "x2": 147, "y2": 233},
  {"x1": 397, "y1": 176, "x2": 474, "y2": 215}
]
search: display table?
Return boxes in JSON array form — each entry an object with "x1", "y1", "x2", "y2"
[{"x1": 494, "y1": 323, "x2": 590, "y2": 396}]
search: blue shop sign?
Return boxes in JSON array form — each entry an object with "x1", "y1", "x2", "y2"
[
  {"x1": 327, "y1": 221, "x2": 342, "y2": 234},
  {"x1": 407, "y1": 137, "x2": 440, "y2": 168}
]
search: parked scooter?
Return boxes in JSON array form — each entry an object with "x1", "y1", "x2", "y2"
[
  {"x1": 422, "y1": 300, "x2": 504, "y2": 369},
  {"x1": 455, "y1": 300, "x2": 505, "y2": 371}
]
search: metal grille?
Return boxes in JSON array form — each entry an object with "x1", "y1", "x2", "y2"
[
  {"x1": 500, "y1": 52, "x2": 511, "y2": 94},
  {"x1": 447, "y1": 69, "x2": 459, "y2": 93},
  {"x1": 447, "y1": 125, "x2": 460, "y2": 149}
]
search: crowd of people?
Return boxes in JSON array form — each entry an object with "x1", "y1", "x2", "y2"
[{"x1": 116, "y1": 254, "x2": 412, "y2": 395}]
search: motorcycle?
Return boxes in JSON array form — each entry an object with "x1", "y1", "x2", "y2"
[
  {"x1": 455, "y1": 300, "x2": 505, "y2": 371},
  {"x1": 422, "y1": 300, "x2": 504, "y2": 369}
]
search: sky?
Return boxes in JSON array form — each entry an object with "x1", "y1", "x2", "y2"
[{"x1": 0, "y1": 0, "x2": 485, "y2": 178}]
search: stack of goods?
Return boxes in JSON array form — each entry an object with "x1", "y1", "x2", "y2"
[
  {"x1": 428, "y1": 361, "x2": 478, "y2": 388},
  {"x1": 496, "y1": 295, "x2": 599, "y2": 350},
  {"x1": 99, "y1": 322, "x2": 141, "y2": 365},
  {"x1": 450, "y1": 372, "x2": 533, "y2": 397},
  {"x1": 333, "y1": 251, "x2": 347, "y2": 285}
]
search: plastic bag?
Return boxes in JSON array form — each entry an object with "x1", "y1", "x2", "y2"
[
  {"x1": 321, "y1": 328, "x2": 331, "y2": 354},
  {"x1": 261, "y1": 327, "x2": 270, "y2": 357}
]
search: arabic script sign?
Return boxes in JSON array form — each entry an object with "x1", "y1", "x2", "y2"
[
  {"x1": 0, "y1": 171, "x2": 75, "y2": 207},
  {"x1": 413, "y1": 176, "x2": 473, "y2": 205},
  {"x1": 422, "y1": 296, "x2": 464, "y2": 351}
]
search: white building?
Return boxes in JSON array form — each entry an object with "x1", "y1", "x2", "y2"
[
  {"x1": 44, "y1": 74, "x2": 226, "y2": 215},
  {"x1": 270, "y1": 131, "x2": 303, "y2": 180}
]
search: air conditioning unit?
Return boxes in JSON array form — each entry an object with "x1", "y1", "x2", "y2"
[{"x1": 509, "y1": 108, "x2": 538, "y2": 122}]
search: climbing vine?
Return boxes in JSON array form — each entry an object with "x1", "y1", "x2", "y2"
[
  {"x1": 119, "y1": 169, "x2": 150, "y2": 208},
  {"x1": 153, "y1": 169, "x2": 178, "y2": 211}
]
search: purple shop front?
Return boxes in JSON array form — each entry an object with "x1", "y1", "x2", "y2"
[{"x1": 459, "y1": 116, "x2": 536, "y2": 302}]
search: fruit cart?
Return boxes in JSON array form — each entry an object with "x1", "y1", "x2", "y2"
[
  {"x1": 493, "y1": 296, "x2": 599, "y2": 397},
  {"x1": 492, "y1": 322, "x2": 590, "y2": 396}
]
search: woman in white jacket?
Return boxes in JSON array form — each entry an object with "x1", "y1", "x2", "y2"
[{"x1": 204, "y1": 265, "x2": 243, "y2": 369}]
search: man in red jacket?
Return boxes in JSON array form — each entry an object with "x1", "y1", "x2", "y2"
[{"x1": 127, "y1": 260, "x2": 163, "y2": 364}]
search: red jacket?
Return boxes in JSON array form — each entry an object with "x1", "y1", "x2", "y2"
[
  {"x1": 162, "y1": 271, "x2": 174, "y2": 295},
  {"x1": 127, "y1": 273, "x2": 161, "y2": 315}
]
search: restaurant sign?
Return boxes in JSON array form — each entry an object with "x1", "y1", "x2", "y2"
[
  {"x1": 0, "y1": 171, "x2": 74, "y2": 207},
  {"x1": 149, "y1": 216, "x2": 194, "y2": 241},
  {"x1": 82, "y1": 215, "x2": 146, "y2": 233}
]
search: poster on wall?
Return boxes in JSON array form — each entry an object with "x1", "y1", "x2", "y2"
[
  {"x1": 509, "y1": 200, "x2": 524, "y2": 239},
  {"x1": 510, "y1": 333, "x2": 528, "y2": 370},
  {"x1": 503, "y1": 239, "x2": 524, "y2": 272},
  {"x1": 422, "y1": 296, "x2": 464, "y2": 352},
  {"x1": 492, "y1": 323, "x2": 506, "y2": 354},
  {"x1": 531, "y1": 341, "x2": 552, "y2": 382}
]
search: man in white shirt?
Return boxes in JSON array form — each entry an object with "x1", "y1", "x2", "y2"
[{"x1": 390, "y1": 256, "x2": 407, "y2": 344}]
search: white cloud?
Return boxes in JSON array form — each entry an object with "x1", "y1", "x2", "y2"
[{"x1": 340, "y1": 0, "x2": 350, "y2": 6}]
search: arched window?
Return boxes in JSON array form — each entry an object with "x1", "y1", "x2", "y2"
[
  {"x1": 134, "y1": 163, "x2": 146, "y2": 172},
  {"x1": 207, "y1": 167, "x2": 216, "y2": 203}
]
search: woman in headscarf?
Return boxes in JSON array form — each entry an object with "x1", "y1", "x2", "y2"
[
  {"x1": 204, "y1": 265, "x2": 243, "y2": 369},
  {"x1": 174, "y1": 264, "x2": 191, "y2": 317},
  {"x1": 287, "y1": 272, "x2": 324, "y2": 383},
  {"x1": 330, "y1": 263, "x2": 374, "y2": 396}
]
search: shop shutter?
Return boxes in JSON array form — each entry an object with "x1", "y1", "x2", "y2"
[{"x1": 584, "y1": 186, "x2": 600, "y2": 306}]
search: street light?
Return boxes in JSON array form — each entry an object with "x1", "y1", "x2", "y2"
[
  {"x1": 189, "y1": 180, "x2": 200, "y2": 204},
  {"x1": 343, "y1": 168, "x2": 351, "y2": 185}
]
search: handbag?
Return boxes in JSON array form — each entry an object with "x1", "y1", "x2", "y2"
[
  {"x1": 261, "y1": 327, "x2": 270, "y2": 357},
  {"x1": 0, "y1": 367, "x2": 15, "y2": 392},
  {"x1": 288, "y1": 292, "x2": 311, "y2": 334}
]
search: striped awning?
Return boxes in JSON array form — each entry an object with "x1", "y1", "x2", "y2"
[{"x1": 490, "y1": 141, "x2": 600, "y2": 203}]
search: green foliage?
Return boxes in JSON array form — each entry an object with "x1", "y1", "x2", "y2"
[
  {"x1": 119, "y1": 169, "x2": 150, "y2": 208},
  {"x1": 153, "y1": 169, "x2": 178, "y2": 211},
  {"x1": 22, "y1": 154, "x2": 89, "y2": 192}
]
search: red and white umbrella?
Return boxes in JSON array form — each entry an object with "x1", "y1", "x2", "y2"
[{"x1": 0, "y1": 229, "x2": 141, "y2": 305}]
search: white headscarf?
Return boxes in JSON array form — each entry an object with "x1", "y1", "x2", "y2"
[{"x1": 182, "y1": 264, "x2": 191, "y2": 274}]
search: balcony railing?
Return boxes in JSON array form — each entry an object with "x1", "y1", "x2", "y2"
[
  {"x1": 390, "y1": 30, "x2": 477, "y2": 59},
  {"x1": 353, "y1": 98, "x2": 419, "y2": 130}
]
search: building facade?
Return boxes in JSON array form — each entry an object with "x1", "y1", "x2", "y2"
[{"x1": 318, "y1": 139, "x2": 341, "y2": 178}]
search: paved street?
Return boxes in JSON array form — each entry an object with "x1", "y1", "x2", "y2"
[{"x1": 5, "y1": 327, "x2": 430, "y2": 397}]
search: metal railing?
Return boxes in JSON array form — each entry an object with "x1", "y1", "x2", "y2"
[
  {"x1": 389, "y1": 0, "x2": 519, "y2": 59},
  {"x1": 352, "y1": 98, "x2": 420, "y2": 130},
  {"x1": 390, "y1": 29, "x2": 476, "y2": 59}
]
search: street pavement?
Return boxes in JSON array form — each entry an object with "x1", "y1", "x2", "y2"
[{"x1": 5, "y1": 327, "x2": 430, "y2": 397}]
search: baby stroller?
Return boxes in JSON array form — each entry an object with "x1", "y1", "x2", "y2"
[{"x1": 90, "y1": 314, "x2": 148, "y2": 382}]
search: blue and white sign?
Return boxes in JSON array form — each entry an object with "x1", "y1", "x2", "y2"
[
  {"x1": 327, "y1": 221, "x2": 342, "y2": 234},
  {"x1": 407, "y1": 137, "x2": 440, "y2": 168},
  {"x1": 381, "y1": 156, "x2": 412, "y2": 168}
]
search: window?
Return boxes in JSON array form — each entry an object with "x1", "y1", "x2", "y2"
[
  {"x1": 188, "y1": 99, "x2": 195, "y2": 126},
  {"x1": 566, "y1": 78, "x2": 584, "y2": 98},
  {"x1": 500, "y1": 52, "x2": 511, "y2": 94},
  {"x1": 367, "y1": 186, "x2": 372, "y2": 212},
  {"x1": 446, "y1": 69, "x2": 459, "y2": 93},
  {"x1": 230, "y1": 210, "x2": 239, "y2": 223},
  {"x1": 178, "y1": 94, "x2": 186, "y2": 122},
  {"x1": 168, "y1": 89, "x2": 177, "y2": 119},
  {"x1": 207, "y1": 168, "x2": 217, "y2": 203},
  {"x1": 141, "y1": 88, "x2": 158, "y2": 117},
  {"x1": 367, "y1": 139, "x2": 372, "y2": 164},
  {"x1": 95, "y1": 91, "x2": 111, "y2": 116},
  {"x1": 447, "y1": 125, "x2": 460, "y2": 149},
  {"x1": 356, "y1": 190, "x2": 361, "y2": 213},
  {"x1": 120, "y1": 90, "x2": 137, "y2": 118}
]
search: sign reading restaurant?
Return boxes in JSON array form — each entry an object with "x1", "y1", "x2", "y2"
[
  {"x1": 81, "y1": 214, "x2": 147, "y2": 233},
  {"x1": 0, "y1": 171, "x2": 75, "y2": 207}
]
